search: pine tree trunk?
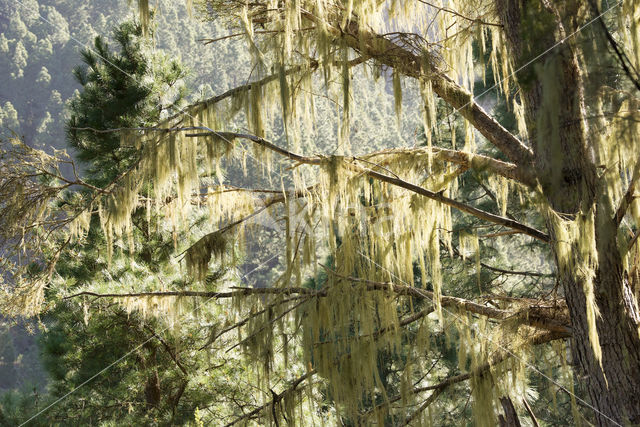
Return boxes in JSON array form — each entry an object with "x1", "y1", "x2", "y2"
[
  {"x1": 566, "y1": 215, "x2": 640, "y2": 425},
  {"x1": 549, "y1": 201, "x2": 640, "y2": 425},
  {"x1": 496, "y1": 1, "x2": 640, "y2": 424}
]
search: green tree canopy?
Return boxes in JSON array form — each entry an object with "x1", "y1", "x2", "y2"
[{"x1": 67, "y1": 20, "x2": 187, "y2": 184}]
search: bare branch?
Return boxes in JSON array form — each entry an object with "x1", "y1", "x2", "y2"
[
  {"x1": 143, "y1": 325, "x2": 189, "y2": 376},
  {"x1": 222, "y1": 300, "x2": 434, "y2": 426},
  {"x1": 224, "y1": 370, "x2": 317, "y2": 427},
  {"x1": 63, "y1": 287, "x2": 319, "y2": 301},
  {"x1": 414, "y1": 0, "x2": 503, "y2": 28},
  {"x1": 588, "y1": 0, "x2": 640, "y2": 93},
  {"x1": 199, "y1": 295, "x2": 309, "y2": 350},
  {"x1": 522, "y1": 396, "x2": 541, "y2": 427},
  {"x1": 401, "y1": 388, "x2": 445, "y2": 426},
  {"x1": 397, "y1": 329, "x2": 567, "y2": 424},
  {"x1": 479, "y1": 263, "x2": 553, "y2": 278},
  {"x1": 179, "y1": 185, "x2": 313, "y2": 264},
  {"x1": 199, "y1": 27, "x2": 316, "y2": 44}
]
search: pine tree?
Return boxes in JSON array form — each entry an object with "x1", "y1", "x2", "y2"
[
  {"x1": 2, "y1": 0, "x2": 640, "y2": 425},
  {"x1": 0, "y1": 20, "x2": 250, "y2": 426},
  {"x1": 66, "y1": 20, "x2": 187, "y2": 185}
]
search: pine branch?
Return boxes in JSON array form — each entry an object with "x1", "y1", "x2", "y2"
[
  {"x1": 184, "y1": 131, "x2": 549, "y2": 241},
  {"x1": 73, "y1": 125, "x2": 532, "y2": 186},
  {"x1": 319, "y1": 265, "x2": 570, "y2": 334},
  {"x1": 360, "y1": 146, "x2": 533, "y2": 185},
  {"x1": 186, "y1": 131, "x2": 322, "y2": 165},
  {"x1": 299, "y1": 9, "x2": 535, "y2": 170},
  {"x1": 360, "y1": 167, "x2": 549, "y2": 242},
  {"x1": 65, "y1": 268, "x2": 569, "y2": 335},
  {"x1": 159, "y1": 54, "x2": 365, "y2": 127}
]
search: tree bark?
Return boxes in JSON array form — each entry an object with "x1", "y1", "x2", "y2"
[
  {"x1": 498, "y1": 396, "x2": 522, "y2": 427},
  {"x1": 549, "y1": 210, "x2": 640, "y2": 425},
  {"x1": 497, "y1": 1, "x2": 640, "y2": 424},
  {"x1": 572, "y1": 208, "x2": 640, "y2": 425}
]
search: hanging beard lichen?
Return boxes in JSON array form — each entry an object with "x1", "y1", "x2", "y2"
[
  {"x1": 549, "y1": 208, "x2": 603, "y2": 365},
  {"x1": 98, "y1": 172, "x2": 140, "y2": 262},
  {"x1": 185, "y1": 231, "x2": 227, "y2": 282},
  {"x1": 301, "y1": 272, "x2": 402, "y2": 420},
  {"x1": 118, "y1": 295, "x2": 191, "y2": 328},
  {"x1": 69, "y1": 208, "x2": 92, "y2": 242}
]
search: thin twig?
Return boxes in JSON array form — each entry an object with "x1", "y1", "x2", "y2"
[
  {"x1": 414, "y1": 0, "x2": 502, "y2": 27},
  {"x1": 522, "y1": 396, "x2": 540, "y2": 427}
]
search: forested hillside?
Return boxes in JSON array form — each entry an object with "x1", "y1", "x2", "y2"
[
  {"x1": 0, "y1": 0, "x2": 249, "y2": 150},
  {"x1": 2, "y1": 0, "x2": 640, "y2": 426}
]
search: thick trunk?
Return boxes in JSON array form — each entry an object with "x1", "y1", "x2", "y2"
[
  {"x1": 497, "y1": 1, "x2": 640, "y2": 424},
  {"x1": 497, "y1": 0, "x2": 595, "y2": 214},
  {"x1": 556, "y1": 214, "x2": 640, "y2": 425}
]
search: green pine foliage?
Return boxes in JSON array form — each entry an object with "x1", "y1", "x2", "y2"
[
  {"x1": 67, "y1": 20, "x2": 187, "y2": 184},
  {"x1": 0, "y1": 19, "x2": 250, "y2": 426}
]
